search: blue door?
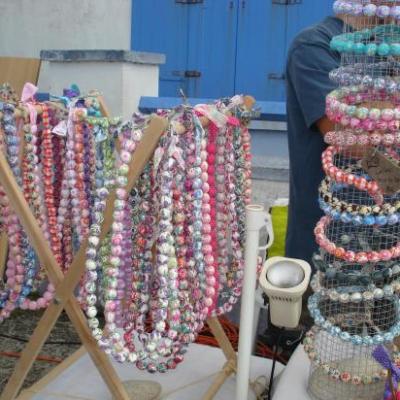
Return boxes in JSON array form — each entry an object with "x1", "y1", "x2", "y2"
[
  {"x1": 131, "y1": 0, "x2": 192, "y2": 97},
  {"x1": 286, "y1": 0, "x2": 335, "y2": 51},
  {"x1": 235, "y1": 0, "x2": 287, "y2": 102},
  {"x1": 186, "y1": 0, "x2": 239, "y2": 98},
  {"x1": 131, "y1": 0, "x2": 238, "y2": 98},
  {"x1": 131, "y1": 0, "x2": 335, "y2": 101}
]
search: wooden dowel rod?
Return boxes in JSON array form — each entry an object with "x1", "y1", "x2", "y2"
[
  {"x1": 16, "y1": 347, "x2": 86, "y2": 400},
  {"x1": 98, "y1": 95, "x2": 112, "y2": 119},
  {"x1": 0, "y1": 231, "x2": 8, "y2": 278},
  {"x1": 202, "y1": 359, "x2": 236, "y2": 400},
  {"x1": 206, "y1": 317, "x2": 237, "y2": 363}
]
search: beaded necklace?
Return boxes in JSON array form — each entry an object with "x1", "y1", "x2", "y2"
[
  {"x1": 0, "y1": 104, "x2": 30, "y2": 319},
  {"x1": 42, "y1": 105, "x2": 63, "y2": 266}
]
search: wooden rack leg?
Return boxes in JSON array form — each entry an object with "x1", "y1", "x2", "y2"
[
  {"x1": 202, "y1": 359, "x2": 236, "y2": 400},
  {"x1": 206, "y1": 317, "x2": 237, "y2": 362},
  {"x1": 201, "y1": 317, "x2": 237, "y2": 400},
  {"x1": 0, "y1": 231, "x2": 7, "y2": 278},
  {"x1": 0, "y1": 116, "x2": 167, "y2": 400},
  {"x1": 16, "y1": 347, "x2": 86, "y2": 400}
]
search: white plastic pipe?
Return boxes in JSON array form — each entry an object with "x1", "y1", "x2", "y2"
[
  {"x1": 252, "y1": 287, "x2": 267, "y2": 353},
  {"x1": 236, "y1": 204, "x2": 269, "y2": 400}
]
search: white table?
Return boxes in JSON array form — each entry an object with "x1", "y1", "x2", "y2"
[
  {"x1": 272, "y1": 345, "x2": 311, "y2": 400},
  {"x1": 25, "y1": 343, "x2": 285, "y2": 400}
]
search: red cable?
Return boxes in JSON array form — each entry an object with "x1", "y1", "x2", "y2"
[
  {"x1": 0, "y1": 351, "x2": 62, "y2": 364},
  {"x1": 195, "y1": 317, "x2": 288, "y2": 364}
]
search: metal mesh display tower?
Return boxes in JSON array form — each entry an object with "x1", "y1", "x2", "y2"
[{"x1": 306, "y1": 2, "x2": 400, "y2": 399}]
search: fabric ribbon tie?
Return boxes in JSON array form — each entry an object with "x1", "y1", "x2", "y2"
[
  {"x1": 154, "y1": 134, "x2": 185, "y2": 175},
  {"x1": 21, "y1": 82, "x2": 39, "y2": 132},
  {"x1": 194, "y1": 104, "x2": 228, "y2": 128},
  {"x1": 373, "y1": 345, "x2": 400, "y2": 398}
]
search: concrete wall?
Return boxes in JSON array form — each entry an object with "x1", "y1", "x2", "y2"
[
  {"x1": 38, "y1": 61, "x2": 160, "y2": 118},
  {"x1": 0, "y1": 0, "x2": 131, "y2": 57}
]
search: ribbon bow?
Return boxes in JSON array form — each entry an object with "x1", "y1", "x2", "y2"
[
  {"x1": 194, "y1": 104, "x2": 227, "y2": 128},
  {"x1": 373, "y1": 345, "x2": 400, "y2": 399},
  {"x1": 153, "y1": 134, "x2": 184, "y2": 176},
  {"x1": 21, "y1": 82, "x2": 39, "y2": 133}
]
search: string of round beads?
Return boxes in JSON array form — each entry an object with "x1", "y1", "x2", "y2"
[
  {"x1": 315, "y1": 215, "x2": 400, "y2": 263},
  {"x1": 71, "y1": 111, "x2": 90, "y2": 246},
  {"x1": 58, "y1": 106, "x2": 76, "y2": 269},
  {"x1": 195, "y1": 114, "x2": 215, "y2": 320},
  {"x1": 318, "y1": 196, "x2": 400, "y2": 226},
  {"x1": 177, "y1": 112, "x2": 207, "y2": 341},
  {"x1": 310, "y1": 271, "x2": 400, "y2": 303},
  {"x1": 0, "y1": 104, "x2": 28, "y2": 318},
  {"x1": 324, "y1": 130, "x2": 400, "y2": 147},
  {"x1": 308, "y1": 294, "x2": 400, "y2": 345},
  {"x1": 330, "y1": 62, "x2": 400, "y2": 87},
  {"x1": 86, "y1": 123, "x2": 184, "y2": 370},
  {"x1": 322, "y1": 146, "x2": 384, "y2": 203},
  {"x1": 125, "y1": 166, "x2": 153, "y2": 335},
  {"x1": 326, "y1": 86, "x2": 400, "y2": 132},
  {"x1": 19, "y1": 119, "x2": 54, "y2": 310},
  {"x1": 330, "y1": 24, "x2": 400, "y2": 56},
  {"x1": 205, "y1": 120, "x2": 219, "y2": 313},
  {"x1": 319, "y1": 177, "x2": 400, "y2": 219},
  {"x1": 215, "y1": 121, "x2": 228, "y2": 311},
  {"x1": 330, "y1": 69, "x2": 400, "y2": 92},
  {"x1": 42, "y1": 105, "x2": 63, "y2": 266},
  {"x1": 84, "y1": 133, "x2": 116, "y2": 344},
  {"x1": 304, "y1": 328, "x2": 398, "y2": 385},
  {"x1": 126, "y1": 130, "x2": 181, "y2": 370},
  {"x1": 333, "y1": 1, "x2": 400, "y2": 19},
  {"x1": 214, "y1": 118, "x2": 243, "y2": 315},
  {"x1": 311, "y1": 253, "x2": 400, "y2": 284}
]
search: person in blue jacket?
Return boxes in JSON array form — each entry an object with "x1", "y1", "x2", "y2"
[{"x1": 285, "y1": 15, "x2": 344, "y2": 266}]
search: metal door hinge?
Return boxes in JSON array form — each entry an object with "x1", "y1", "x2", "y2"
[
  {"x1": 272, "y1": 0, "x2": 302, "y2": 4},
  {"x1": 175, "y1": 0, "x2": 203, "y2": 4},
  {"x1": 268, "y1": 73, "x2": 286, "y2": 80},
  {"x1": 172, "y1": 70, "x2": 202, "y2": 78}
]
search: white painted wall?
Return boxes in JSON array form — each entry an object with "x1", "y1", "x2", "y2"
[
  {"x1": 38, "y1": 61, "x2": 159, "y2": 118},
  {"x1": 0, "y1": 0, "x2": 131, "y2": 57}
]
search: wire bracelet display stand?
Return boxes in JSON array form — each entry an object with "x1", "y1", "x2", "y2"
[
  {"x1": 0, "y1": 96, "x2": 244, "y2": 400},
  {"x1": 306, "y1": 2, "x2": 400, "y2": 399}
]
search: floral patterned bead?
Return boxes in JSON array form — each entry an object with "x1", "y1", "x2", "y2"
[
  {"x1": 352, "y1": 375, "x2": 362, "y2": 385},
  {"x1": 330, "y1": 368, "x2": 340, "y2": 381},
  {"x1": 340, "y1": 372, "x2": 351, "y2": 383},
  {"x1": 362, "y1": 375, "x2": 372, "y2": 385}
]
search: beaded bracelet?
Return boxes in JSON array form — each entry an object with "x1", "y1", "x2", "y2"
[
  {"x1": 312, "y1": 253, "x2": 400, "y2": 283},
  {"x1": 331, "y1": 61, "x2": 400, "y2": 86},
  {"x1": 333, "y1": 1, "x2": 400, "y2": 19},
  {"x1": 324, "y1": 130, "x2": 400, "y2": 147},
  {"x1": 331, "y1": 25, "x2": 400, "y2": 56},
  {"x1": 311, "y1": 271, "x2": 400, "y2": 303},
  {"x1": 308, "y1": 293, "x2": 400, "y2": 345},
  {"x1": 315, "y1": 215, "x2": 400, "y2": 263},
  {"x1": 326, "y1": 87, "x2": 400, "y2": 132},
  {"x1": 319, "y1": 177, "x2": 400, "y2": 218},
  {"x1": 322, "y1": 146, "x2": 384, "y2": 202},
  {"x1": 318, "y1": 196, "x2": 400, "y2": 226},
  {"x1": 304, "y1": 328, "x2": 399, "y2": 385},
  {"x1": 330, "y1": 68, "x2": 400, "y2": 92}
]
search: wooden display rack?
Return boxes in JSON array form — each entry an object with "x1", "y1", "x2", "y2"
[{"x1": 0, "y1": 98, "x2": 243, "y2": 400}]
